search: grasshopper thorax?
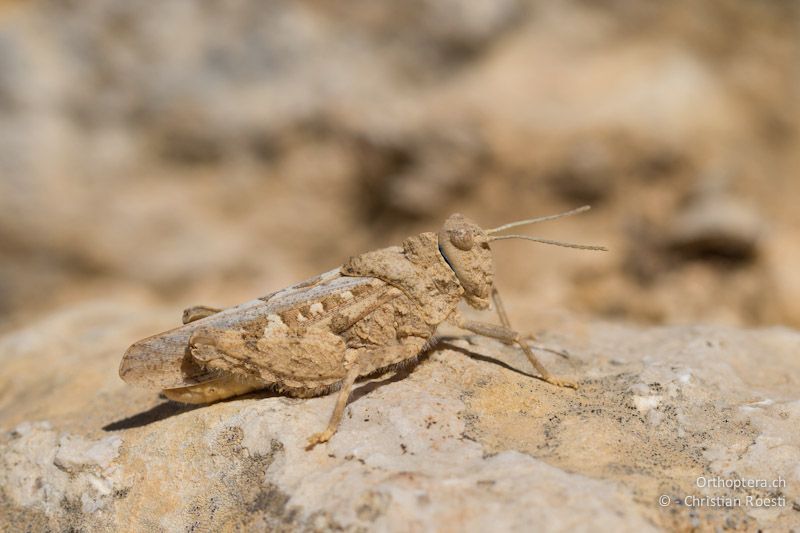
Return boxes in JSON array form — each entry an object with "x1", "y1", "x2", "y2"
[{"x1": 438, "y1": 213, "x2": 494, "y2": 310}]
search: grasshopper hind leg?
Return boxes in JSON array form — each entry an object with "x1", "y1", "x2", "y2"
[{"x1": 163, "y1": 373, "x2": 268, "y2": 404}]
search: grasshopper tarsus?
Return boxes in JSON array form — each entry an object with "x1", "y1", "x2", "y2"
[{"x1": 305, "y1": 432, "x2": 332, "y2": 450}]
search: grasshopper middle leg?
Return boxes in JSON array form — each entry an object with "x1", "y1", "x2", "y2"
[{"x1": 306, "y1": 363, "x2": 362, "y2": 450}]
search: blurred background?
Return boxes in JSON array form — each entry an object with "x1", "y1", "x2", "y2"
[{"x1": 1, "y1": 0, "x2": 799, "y2": 333}]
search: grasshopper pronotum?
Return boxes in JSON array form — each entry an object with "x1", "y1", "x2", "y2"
[{"x1": 120, "y1": 207, "x2": 605, "y2": 448}]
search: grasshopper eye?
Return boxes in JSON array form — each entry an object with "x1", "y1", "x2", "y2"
[{"x1": 450, "y1": 228, "x2": 474, "y2": 251}]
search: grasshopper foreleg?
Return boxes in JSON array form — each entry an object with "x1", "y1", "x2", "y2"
[{"x1": 451, "y1": 310, "x2": 577, "y2": 389}]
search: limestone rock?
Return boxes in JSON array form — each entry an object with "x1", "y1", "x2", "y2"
[{"x1": 1, "y1": 300, "x2": 798, "y2": 531}]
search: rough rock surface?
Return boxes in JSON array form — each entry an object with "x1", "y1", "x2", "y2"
[{"x1": 1, "y1": 299, "x2": 799, "y2": 531}]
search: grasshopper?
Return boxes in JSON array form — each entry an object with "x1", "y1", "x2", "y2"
[{"x1": 120, "y1": 206, "x2": 605, "y2": 448}]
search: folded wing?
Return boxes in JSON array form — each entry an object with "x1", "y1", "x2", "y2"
[{"x1": 119, "y1": 268, "x2": 382, "y2": 389}]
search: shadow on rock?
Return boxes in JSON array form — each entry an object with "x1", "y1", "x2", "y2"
[
  {"x1": 103, "y1": 389, "x2": 289, "y2": 431},
  {"x1": 103, "y1": 401, "x2": 204, "y2": 431},
  {"x1": 351, "y1": 364, "x2": 418, "y2": 404},
  {"x1": 437, "y1": 338, "x2": 539, "y2": 380}
]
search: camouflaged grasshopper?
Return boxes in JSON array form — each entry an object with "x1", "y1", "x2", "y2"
[{"x1": 120, "y1": 206, "x2": 605, "y2": 448}]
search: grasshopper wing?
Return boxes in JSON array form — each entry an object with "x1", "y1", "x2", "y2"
[{"x1": 120, "y1": 268, "x2": 387, "y2": 389}]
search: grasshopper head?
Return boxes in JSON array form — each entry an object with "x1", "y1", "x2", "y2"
[
  {"x1": 438, "y1": 207, "x2": 608, "y2": 310},
  {"x1": 438, "y1": 213, "x2": 493, "y2": 310}
]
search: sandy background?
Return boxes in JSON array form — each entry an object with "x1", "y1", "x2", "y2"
[{"x1": 1, "y1": 0, "x2": 799, "y2": 335}]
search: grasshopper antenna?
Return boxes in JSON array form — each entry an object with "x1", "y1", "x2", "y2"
[
  {"x1": 488, "y1": 234, "x2": 607, "y2": 251},
  {"x1": 486, "y1": 206, "x2": 592, "y2": 235}
]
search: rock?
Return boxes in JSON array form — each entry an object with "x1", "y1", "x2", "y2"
[
  {"x1": 547, "y1": 138, "x2": 616, "y2": 204},
  {"x1": 353, "y1": 124, "x2": 488, "y2": 219},
  {"x1": 1, "y1": 300, "x2": 799, "y2": 531},
  {"x1": 3, "y1": 422, "x2": 125, "y2": 521},
  {"x1": 53, "y1": 434, "x2": 123, "y2": 474},
  {"x1": 668, "y1": 193, "x2": 764, "y2": 261}
]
